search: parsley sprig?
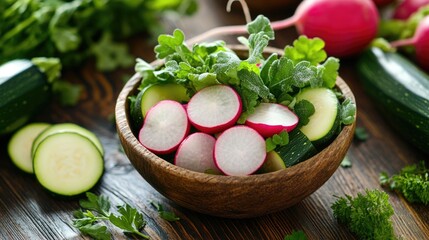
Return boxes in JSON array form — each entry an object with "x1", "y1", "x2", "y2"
[
  {"x1": 331, "y1": 189, "x2": 396, "y2": 240},
  {"x1": 72, "y1": 192, "x2": 149, "y2": 240},
  {"x1": 380, "y1": 161, "x2": 429, "y2": 205}
]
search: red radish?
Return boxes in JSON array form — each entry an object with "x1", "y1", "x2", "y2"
[
  {"x1": 245, "y1": 103, "x2": 299, "y2": 138},
  {"x1": 214, "y1": 126, "x2": 266, "y2": 176},
  {"x1": 174, "y1": 132, "x2": 220, "y2": 173},
  {"x1": 186, "y1": 85, "x2": 242, "y2": 134},
  {"x1": 373, "y1": 0, "x2": 395, "y2": 7},
  {"x1": 390, "y1": 16, "x2": 429, "y2": 71},
  {"x1": 186, "y1": 0, "x2": 379, "y2": 57},
  {"x1": 138, "y1": 100, "x2": 189, "y2": 154},
  {"x1": 393, "y1": 0, "x2": 429, "y2": 20}
]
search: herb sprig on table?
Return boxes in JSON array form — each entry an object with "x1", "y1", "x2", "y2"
[
  {"x1": 331, "y1": 189, "x2": 396, "y2": 240},
  {"x1": 72, "y1": 192, "x2": 179, "y2": 240},
  {"x1": 380, "y1": 161, "x2": 429, "y2": 205}
]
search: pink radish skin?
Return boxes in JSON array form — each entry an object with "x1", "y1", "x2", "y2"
[
  {"x1": 214, "y1": 126, "x2": 267, "y2": 176},
  {"x1": 186, "y1": 85, "x2": 242, "y2": 134},
  {"x1": 186, "y1": 0, "x2": 379, "y2": 57},
  {"x1": 390, "y1": 16, "x2": 429, "y2": 71},
  {"x1": 138, "y1": 100, "x2": 190, "y2": 154},
  {"x1": 393, "y1": 0, "x2": 429, "y2": 20},
  {"x1": 373, "y1": 0, "x2": 395, "y2": 7},
  {"x1": 174, "y1": 132, "x2": 220, "y2": 173},
  {"x1": 245, "y1": 103, "x2": 299, "y2": 138}
]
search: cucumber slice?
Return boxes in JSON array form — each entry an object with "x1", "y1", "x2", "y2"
[
  {"x1": 7, "y1": 122, "x2": 51, "y2": 173},
  {"x1": 295, "y1": 87, "x2": 340, "y2": 148},
  {"x1": 140, "y1": 83, "x2": 189, "y2": 117},
  {"x1": 31, "y1": 123, "x2": 104, "y2": 157},
  {"x1": 259, "y1": 151, "x2": 286, "y2": 173},
  {"x1": 277, "y1": 129, "x2": 317, "y2": 167},
  {"x1": 33, "y1": 132, "x2": 104, "y2": 197}
]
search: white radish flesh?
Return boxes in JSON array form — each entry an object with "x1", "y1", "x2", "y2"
[
  {"x1": 138, "y1": 100, "x2": 189, "y2": 154},
  {"x1": 214, "y1": 126, "x2": 266, "y2": 176},
  {"x1": 187, "y1": 85, "x2": 242, "y2": 134},
  {"x1": 174, "y1": 132, "x2": 220, "y2": 174},
  {"x1": 245, "y1": 103, "x2": 299, "y2": 137}
]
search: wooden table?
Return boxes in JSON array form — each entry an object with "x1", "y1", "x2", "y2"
[{"x1": 1, "y1": 1, "x2": 428, "y2": 239}]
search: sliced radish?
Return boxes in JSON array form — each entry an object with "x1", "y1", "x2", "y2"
[
  {"x1": 245, "y1": 103, "x2": 299, "y2": 138},
  {"x1": 186, "y1": 85, "x2": 242, "y2": 134},
  {"x1": 174, "y1": 132, "x2": 220, "y2": 174},
  {"x1": 138, "y1": 100, "x2": 189, "y2": 154},
  {"x1": 214, "y1": 126, "x2": 266, "y2": 176}
]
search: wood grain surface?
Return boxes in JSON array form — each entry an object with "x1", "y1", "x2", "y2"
[{"x1": 1, "y1": 1, "x2": 428, "y2": 239}]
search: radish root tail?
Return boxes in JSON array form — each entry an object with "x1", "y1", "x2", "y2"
[{"x1": 226, "y1": 0, "x2": 252, "y2": 24}]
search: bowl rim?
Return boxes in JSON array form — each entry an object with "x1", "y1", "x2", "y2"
[{"x1": 115, "y1": 44, "x2": 356, "y2": 183}]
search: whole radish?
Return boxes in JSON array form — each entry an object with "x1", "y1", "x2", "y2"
[
  {"x1": 187, "y1": 0, "x2": 380, "y2": 57},
  {"x1": 390, "y1": 15, "x2": 429, "y2": 71},
  {"x1": 393, "y1": 0, "x2": 429, "y2": 20}
]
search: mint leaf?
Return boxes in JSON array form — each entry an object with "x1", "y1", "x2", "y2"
[
  {"x1": 237, "y1": 69, "x2": 272, "y2": 100},
  {"x1": 268, "y1": 57, "x2": 295, "y2": 96},
  {"x1": 260, "y1": 53, "x2": 278, "y2": 85},
  {"x1": 247, "y1": 31, "x2": 270, "y2": 64},
  {"x1": 284, "y1": 36, "x2": 327, "y2": 66},
  {"x1": 340, "y1": 98, "x2": 356, "y2": 125},
  {"x1": 294, "y1": 100, "x2": 315, "y2": 127}
]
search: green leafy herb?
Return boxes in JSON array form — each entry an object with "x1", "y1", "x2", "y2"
[
  {"x1": 151, "y1": 202, "x2": 180, "y2": 221},
  {"x1": 284, "y1": 36, "x2": 327, "y2": 66},
  {"x1": 340, "y1": 98, "x2": 356, "y2": 125},
  {"x1": 72, "y1": 192, "x2": 149, "y2": 240},
  {"x1": 293, "y1": 99, "x2": 315, "y2": 127},
  {"x1": 284, "y1": 230, "x2": 308, "y2": 240},
  {"x1": 380, "y1": 162, "x2": 429, "y2": 205},
  {"x1": 354, "y1": 127, "x2": 369, "y2": 141},
  {"x1": 331, "y1": 189, "x2": 396, "y2": 240},
  {"x1": 0, "y1": 0, "x2": 197, "y2": 70},
  {"x1": 265, "y1": 131, "x2": 289, "y2": 152}
]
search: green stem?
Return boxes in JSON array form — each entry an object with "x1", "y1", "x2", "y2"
[
  {"x1": 132, "y1": 230, "x2": 150, "y2": 239},
  {"x1": 0, "y1": 15, "x2": 37, "y2": 44}
]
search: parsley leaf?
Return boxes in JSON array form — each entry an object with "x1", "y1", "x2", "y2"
[
  {"x1": 79, "y1": 192, "x2": 111, "y2": 217},
  {"x1": 293, "y1": 99, "x2": 315, "y2": 127},
  {"x1": 151, "y1": 202, "x2": 180, "y2": 221},
  {"x1": 284, "y1": 36, "x2": 327, "y2": 66},
  {"x1": 109, "y1": 204, "x2": 149, "y2": 239},
  {"x1": 318, "y1": 57, "x2": 340, "y2": 88},
  {"x1": 73, "y1": 193, "x2": 150, "y2": 239},
  {"x1": 284, "y1": 230, "x2": 308, "y2": 240},
  {"x1": 380, "y1": 162, "x2": 429, "y2": 204},
  {"x1": 331, "y1": 189, "x2": 396, "y2": 240}
]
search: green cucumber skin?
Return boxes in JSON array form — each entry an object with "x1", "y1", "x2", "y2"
[
  {"x1": 357, "y1": 47, "x2": 429, "y2": 154},
  {"x1": 0, "y1": 60, "x2": 50, "y2": 135},
  {"x1": 277, "y1": 129, "x2": 317, "y2": 167}
]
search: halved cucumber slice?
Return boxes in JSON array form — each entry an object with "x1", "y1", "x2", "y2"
[
  {"x1": 295, "y1": 87, "x2": 340, "y2": 148},
  {"x1": 259, "y1": 151, "x2": 286, "y2": 173},
  {"x1": 32, "y1": 123, "x2": 104, "y2": 157},
  {"x1": 33, "y1": 132, "x2": 104, "y2": 197},
  {"x1": 7, "y1": 122, "x2": 51, "y2": 173}
]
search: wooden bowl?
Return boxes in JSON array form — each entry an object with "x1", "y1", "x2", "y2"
[{"x1": 115, "y1": 45, "x2": 356, "y2": 218}]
